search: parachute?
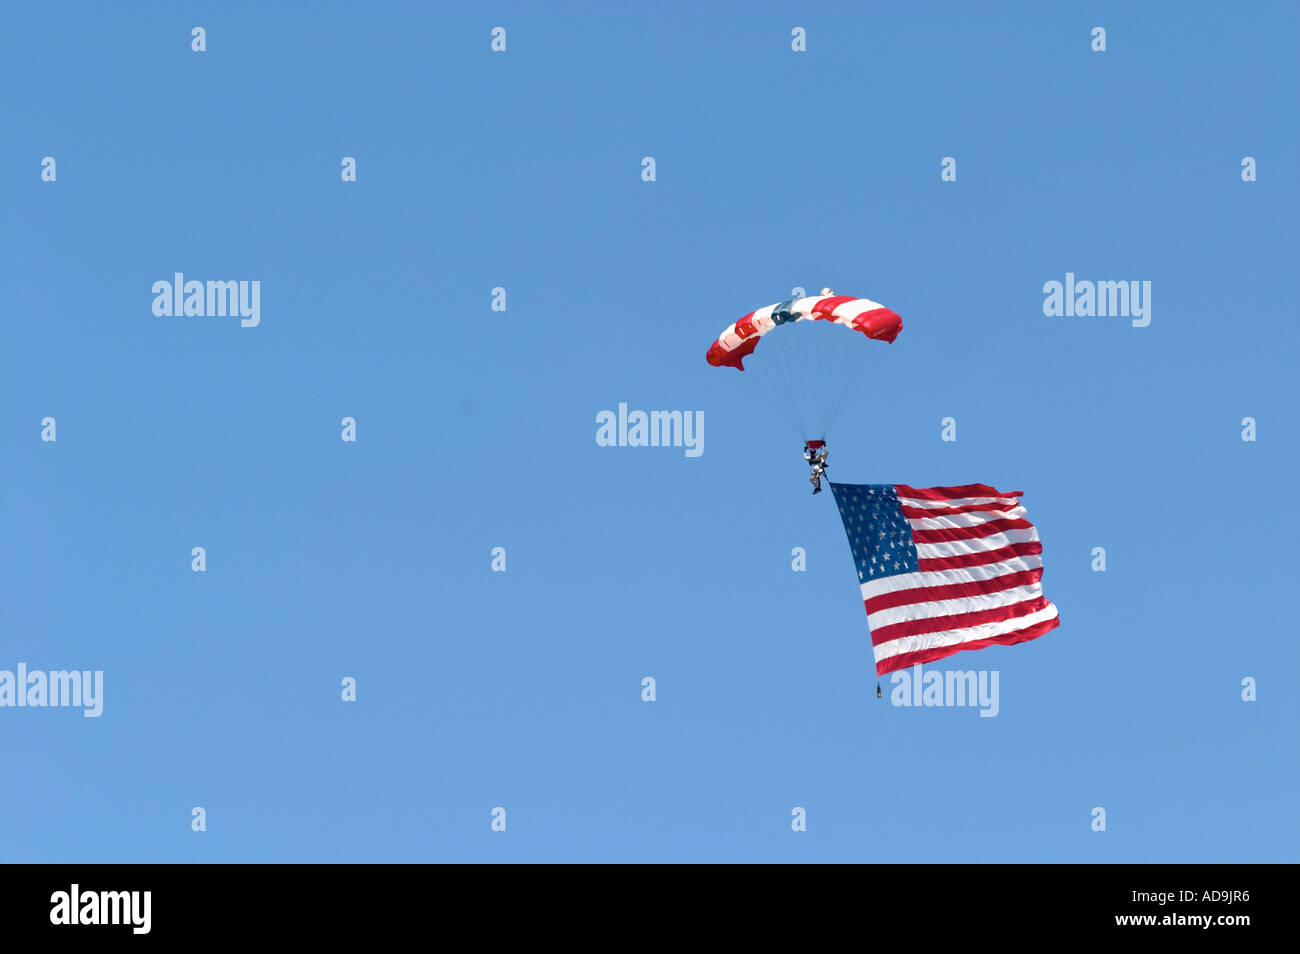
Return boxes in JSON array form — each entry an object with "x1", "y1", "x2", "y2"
[
  {"x1": 706, "y1": 289, "x2": 902, "y2": 444},
  {"x1": 706, "y1": 291, "x2": 901, "y2": 370}
]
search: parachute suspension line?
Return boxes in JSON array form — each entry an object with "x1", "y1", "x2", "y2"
[
  {"x1": 808, "y1": 326, "x2": 844, "y2": 439},
  {"x1": 752, "y1": 357, "x2": 787, "y2": 435},
  {"x1": 739, "y1": 361, "x2": 801, "y2": 440},
  {"x1": 755, "y1": 321, "x2": 872, "y2": 445},
  {"x1": 821, "y1": 328, "x2": 842, "y2": 434},
  {"x1": 809, "y1": 329, "x2": 827, "y2": 437},
  {"x1": 748, "y1": 348, "x2": 802, "y2": 440},
  {"x1": 821, "y1": 327, "x2": 842, "y2": 434},
  {"x1": 806, "y1": 298, "x2": 820, "y2": 431},
  {"x1": 800, "y1": 294, "x2": 822, "y2": 433},
  {"x1": 790, "y1": 326, "x2": 811, "y2": 436},
  {"x1": 823, "y1": 355, "x2": 857, "y2": 437},
  {"x1": 765, "y1": 337, "x2": 808, "y2": 439},
  {"x1": 812, "y1": 287, "x2": 836, "y2": 432},
  {"x1": 822, "y1": 340, "x2": 856, "y2": 433},
  {"x1": 828, "y1": 335, "x2": 843, "y2": 435},
  {"x1": 824, "y1": 340, "x2": 887, "y2": 438}
]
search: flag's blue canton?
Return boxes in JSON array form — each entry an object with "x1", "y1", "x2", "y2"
[{"x1": 830, "y1": 483, "x2": 920, "y2": 583}]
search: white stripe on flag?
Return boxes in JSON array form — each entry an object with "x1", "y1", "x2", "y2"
[
  {"x1": 867, "y1": 583, "x2": 1045, "y2": 630},
  {"x1": 860, "y1": 554, "x2": 1044, "y2": 601},
  {"x1": 915, "y1": 527, "x2": 1041, "y2": 560},
  {"x1": 897, "y1": 494, "x2": 1020, "y2": 510},
  {"x1": 873, "y1": 603, "x2": 1060, "y2": 664},
  {"x1": 907, "y1": 506, "x2": 1028, "y2": 531}
]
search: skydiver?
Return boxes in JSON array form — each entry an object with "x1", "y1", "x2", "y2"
[{"x1": 803, "y1": 442, "x2": 828, "y2": 494}]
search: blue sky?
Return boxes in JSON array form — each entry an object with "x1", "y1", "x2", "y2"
[{"x1": 2, "y1": 2, "x2": 1296, "y2": 862}]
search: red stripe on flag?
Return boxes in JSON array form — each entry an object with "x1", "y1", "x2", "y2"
[
  {"x1": 864, "y1": 569, "x2": 1043, "y2": 614},
  {"x1": 900, "y1": 500, "x2": 1022, "y2": 518},
  {"x1": 895, "y1": 484, "x2": 1022, "y2": 501},
  {"x1": 918, "y1": 541, "x2": 1042, "y2": 572},
  {"x1": 870, "y1": 597, "x2": 1051, "y2": 645},
  {"x1": 910, "y1": 517, "x2": 1034, "y2": 544},
  {"x1": 875, "y1": 616, "x2": 1061, "y2": 675}
]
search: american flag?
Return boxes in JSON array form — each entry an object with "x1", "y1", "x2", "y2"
[{"x1": 830, "y1": 482, "x2": 1060, "y2": 675}]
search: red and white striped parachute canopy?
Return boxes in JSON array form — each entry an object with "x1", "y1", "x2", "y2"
[{"x1": 706, "y1": 291, "x2": 902, "y2": 371}]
